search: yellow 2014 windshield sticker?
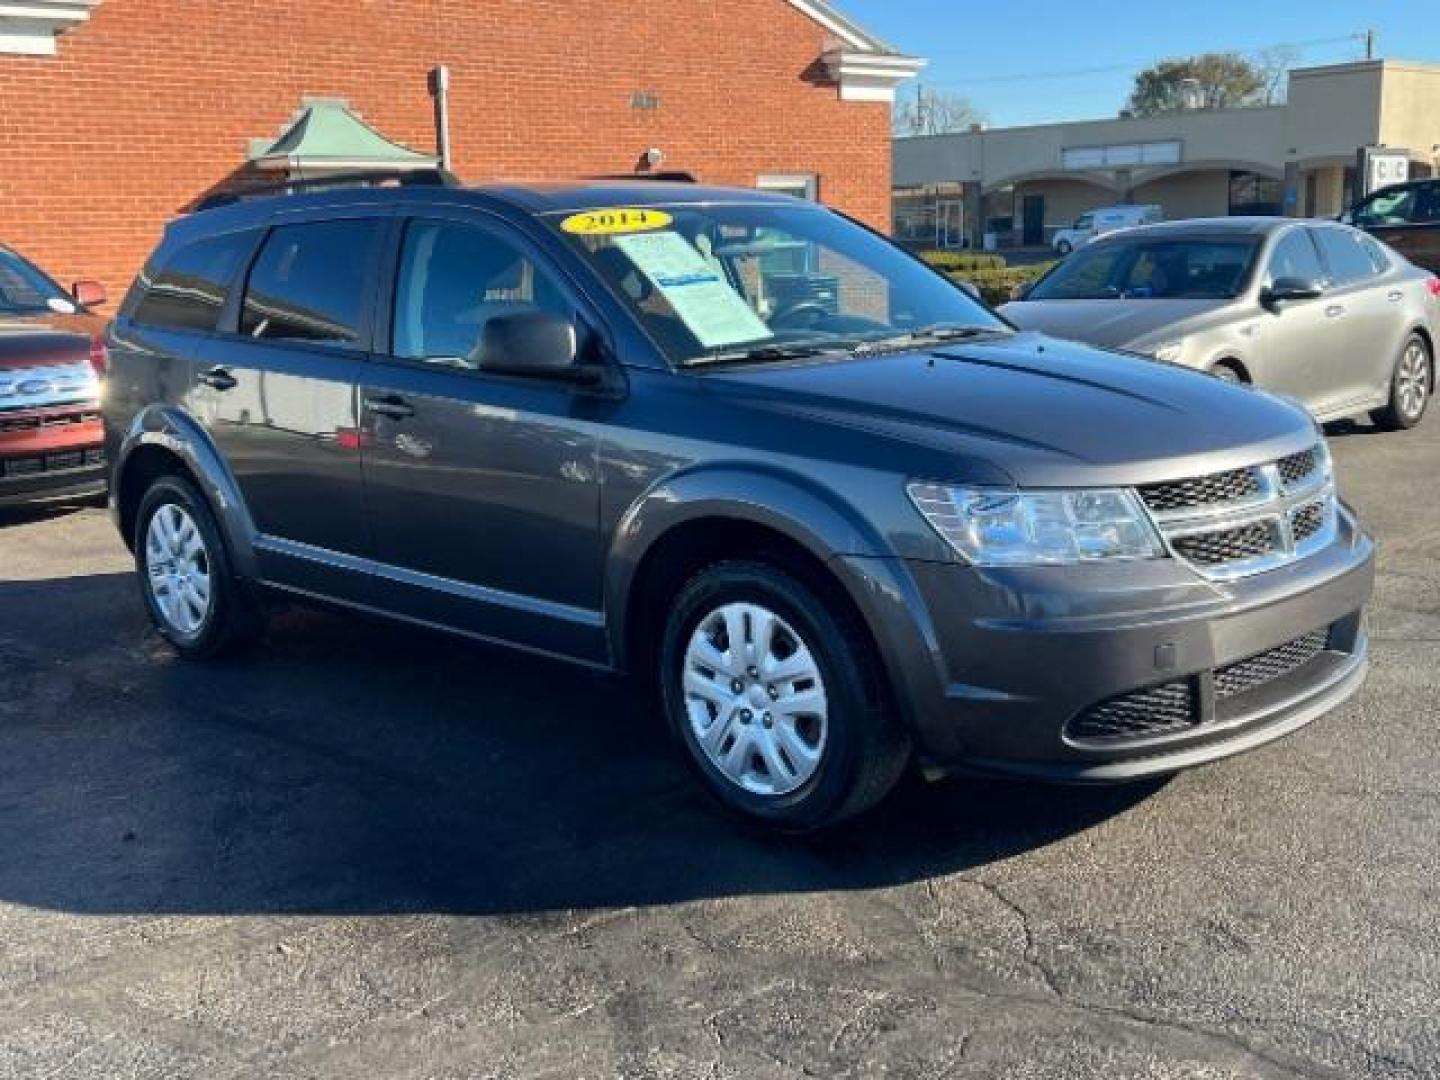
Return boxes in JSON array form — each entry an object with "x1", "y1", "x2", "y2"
[{"x1": 560, "y1": 208, "x2": 673, "y2": 236}]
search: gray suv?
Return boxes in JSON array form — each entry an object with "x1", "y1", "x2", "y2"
[{"x1": 104, "y1": 179, "x2": 1374, "y2": 830}]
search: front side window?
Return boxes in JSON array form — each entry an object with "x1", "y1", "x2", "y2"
[
  {"x1": 0, "y1": 248, "x2": 69, "y2": 315},
  {"x1": 1267, "y1": 229, "x2": 1326, "y2": 284},
  {"x1": 1312, "y1": 227, "x2": 1379, "y2": 286},
  {"x1": 134, "y1": 231, "x2": 254, "y2": 332},
  {"x1": 392, "y1": 219, "x2": 573, "y2": 366},
  {"x1": 240, "y1": 220, "x2": 380, "y2": 346},
  {"x1": 1028, "y1": 238, "x2": 1259, "y2": 301},
  {"x1": 1073, "y1": 214, "x2": 1093, "y2": 231},
  {"x1": 550, "y1": 203, "x2": 1002, "y2": 366}
]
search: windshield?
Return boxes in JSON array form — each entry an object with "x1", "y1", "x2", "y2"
[
  {"x1": 1028, "y1": 237, "x2": 1260, "y2": 301},
  {"x1": 549, "y1": 202, "x2": 1005, "y2": 365},
  {"x1": 0, "y1": 248, "x2": 71, "y2": 315}
]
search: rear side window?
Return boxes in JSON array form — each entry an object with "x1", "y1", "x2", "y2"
[
  {"x1": 1313, "y1": 227, "x2": 1380, "y2": 285},
  {"x1": 241, "y1": 220, "x2": 380, "y2": 346},
  {"x1": 1267, "y1": 229, "x2": 1325, "y2": 283},
  {"x1": 133, "y1": 231, "x2": 253, "y2": 332}
]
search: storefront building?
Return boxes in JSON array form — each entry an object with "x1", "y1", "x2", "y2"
[
  {"x1": 895, "y1": 59, "x2": 1440, "y2": 249},
  {"x1": 1, "y1": 0, "x2": 921, "y2": 296}
]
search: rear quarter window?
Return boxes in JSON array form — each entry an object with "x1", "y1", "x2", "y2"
[{"x1": 132, "y1": 231, "x2": 255, "y2": 332}]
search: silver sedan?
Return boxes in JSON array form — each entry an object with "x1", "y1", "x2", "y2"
[{"x1": 1001, "y1": 217, "x2": 1438, "y2": 429}]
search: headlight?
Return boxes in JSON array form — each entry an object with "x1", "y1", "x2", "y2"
[
  {"x1": 1151, "y1": 341, "x2": 1185, "y2": 363},
  {"x1": 907, "y1": 483, "x2": 1165, "y2": 566}
]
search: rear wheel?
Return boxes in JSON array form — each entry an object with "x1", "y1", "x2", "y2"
[
  {"x1": 1372, "y1": 333, "x2": 1431, "y2": 430},
  {"x1": 134, "y1": 474, "x2": 265, "y2": 657},
  {"x1": 659, "y1": 561, "x2": 909, "y2": 832},
  {"x1": 1055, "y1": 239, "x2": 1073, "y2": 256}
]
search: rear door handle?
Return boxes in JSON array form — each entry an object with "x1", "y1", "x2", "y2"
[
  {"x1": 1387, "y1": 290, "x2": 1405, "y2": 303},
  {"x1": 1324, "y1": 304, "x2": 1345, "y2": 318},
  {"x1": 197, "y1": 366, "x2": 237, "y2": 391},
  {"x1": 363, "y1": 394, "x2": 415, "y2": 421}
]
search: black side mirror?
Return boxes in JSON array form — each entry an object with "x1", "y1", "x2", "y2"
[
  {"x1": 476, "y1": 311, "x2": 599, "y2": 383},
  {"x1": 1261, "y1": 276, "x2": 1324, "y2": 308}
]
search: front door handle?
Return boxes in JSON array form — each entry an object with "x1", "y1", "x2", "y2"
[
  {"x1": 197, "y1": 366, "x2": 237, "y2": 391},
  {"x1": 1387, "y1": 290, "x2": 1405, "y2": 303},
  {"x1": 1324, "y1": 304, "x2": 1345, "y2": 319},
  {"x1": 363, "y1": 394, "x2": 415, "y2": 421}
]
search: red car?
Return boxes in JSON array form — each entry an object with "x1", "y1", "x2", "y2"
[{"x1": 0, "y1": 245, "x2": 108, "y2": 508}]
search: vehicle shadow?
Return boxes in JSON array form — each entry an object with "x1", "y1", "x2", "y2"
[{"x1": 0, "y1": 571, "x2": 1163, "y2": 917}]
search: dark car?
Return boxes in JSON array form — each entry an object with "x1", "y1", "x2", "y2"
[
  {"x1": 1344, "y1": 177, "x2": 1440, "y2": 274},
  {"x1": 102, "y1": 179, "x2": 1374, "y2": 830},
  {"x1": 0, "y1": 245, "x2": 108, "y2": 509}
]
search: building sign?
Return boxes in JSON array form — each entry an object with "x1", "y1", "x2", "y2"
[
  {"x1": 1357, "y1": 147, "x2": 1410, "y2": 197},
  {"x1": 1062, "y1": 140, "x2": 1182, "y2": 171}
]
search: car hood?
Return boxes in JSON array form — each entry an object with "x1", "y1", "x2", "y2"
[
  {"x1": 703, "y1": 331, "x2": 1315, "y2": 488},
  {"x1": 0, "y1": 310, "x2": 100, "y2": 370},
  {"x1": 998, "y1": 298, "x2": 1230, "y2": 350}
]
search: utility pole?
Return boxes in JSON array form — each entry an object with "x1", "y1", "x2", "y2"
[{"x1": 1365, "y1": 28, "x2": 1376, "y2": 61}]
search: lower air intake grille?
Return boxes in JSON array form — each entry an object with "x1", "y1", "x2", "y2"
[
  {"x1": 1067, "y1": 680, "x2": 1199, "y2": 742},
  {"x1": 1214, "y1": 629, "x2": 1330, "y2": 700}
]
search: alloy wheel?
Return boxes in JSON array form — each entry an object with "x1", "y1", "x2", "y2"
[
  {"x1": 145, "y1": 503, "x2": 213, "y2": 637},
  {"x1": 681, "y1": 602, "x2": 829, "y2": 796},
  {"x1": 1398, "y1": 339, "x2": 1430, "y2": 422}
]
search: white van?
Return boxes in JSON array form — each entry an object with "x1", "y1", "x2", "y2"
[{"x1": 1051, "y1": 205, "x2": 1162, "y2": 254}]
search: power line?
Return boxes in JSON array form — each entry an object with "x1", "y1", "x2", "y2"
[{"x1": 917, "y1": 33, "x2": 1368, "y2": 89}]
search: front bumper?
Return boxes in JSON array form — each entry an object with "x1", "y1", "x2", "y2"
[
  {"x1": 845, "y1": 504, "x2": 1375, "y2": 782},
  {"x1": 0, "y1": 407, "x2": 106, "y2": 508}
]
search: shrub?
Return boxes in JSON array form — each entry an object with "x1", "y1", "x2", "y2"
[
  {"x1": 917, "y1": 250, "x2": 1006, "y2": 273},
  {"x1": 946, "y1": 264, "x2": 1053, "y2": 306}
]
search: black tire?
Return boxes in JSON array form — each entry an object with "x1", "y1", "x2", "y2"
[
  {"x1": 133, "y1": 473, "x2": 265, "y2": 658},
  {"x1": 1055, "y1": 240, "x2": 1073, "y2": 256},
  {"x1": 658, "y1": 560, "x2": 910, "y2": 832},
  {"x1": 1371, "y1": 333, "x2": 1431, "y2": 431}
]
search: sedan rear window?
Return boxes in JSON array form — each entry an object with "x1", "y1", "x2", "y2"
[{"x1": 1029, "y1": 239, "x2": 1260, "y2": 301}]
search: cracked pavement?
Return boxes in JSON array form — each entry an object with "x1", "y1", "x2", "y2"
[{"x1": 0, "y1": 415, "x2": 1436, "y2": 1078}]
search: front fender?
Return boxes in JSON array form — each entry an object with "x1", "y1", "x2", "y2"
[
  {"x1": 114, "y1": 405, "x2": 260, "y2": 579},
  {"x1": 605, "y1": 462, "x2": 891, "y2": 656}
]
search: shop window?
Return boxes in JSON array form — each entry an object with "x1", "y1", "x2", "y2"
[{"x1": 1229, "y1": 171, "x2": 1282, "y2": 216}]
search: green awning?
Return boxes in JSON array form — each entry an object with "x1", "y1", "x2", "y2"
[{"x1": 251, "y1": 101, "x2": 436, "y2": 171}]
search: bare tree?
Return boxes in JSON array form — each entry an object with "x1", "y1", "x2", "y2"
[
  {"x1": 894, "y1": 86, "x2": 986, "y2": 137},
  {"x1": 1254, "y1": 45, "x2": 1299, "y2": 105}
]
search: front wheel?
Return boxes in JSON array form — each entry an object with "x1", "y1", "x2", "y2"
[
  {"x1": 658, "y1": 561, "x2": 910, "y2": 832},
  {"x1": 1055, "y1": 239, "x2": 1073, "y2": 256},
  {"x1": 1372, "y1": 333, "x2": 1431, "y2": 430},
  {"x1": 134, "y1": 473, "x2": 265, "y2": 657}
]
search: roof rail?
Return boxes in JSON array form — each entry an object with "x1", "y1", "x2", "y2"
[
  {"x1": 191, "y1": 167, "x2": 460, "y2": 212},
  {"x1": 585, "y1": 171, "x2": 699, "y2": 184}
]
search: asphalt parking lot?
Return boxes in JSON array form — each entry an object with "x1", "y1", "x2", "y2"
[{"x1": 0, "y1": 416, "x2": 1436, "y2": 1079}]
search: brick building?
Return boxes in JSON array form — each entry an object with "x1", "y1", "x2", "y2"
[{"x1": 0, "y1": 0, "x2": 921, "y2": 297}]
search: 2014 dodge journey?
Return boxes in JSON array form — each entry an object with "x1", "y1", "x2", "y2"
[{"x1": 103, "y1": 177, "x2": 1374, "y2": 830}]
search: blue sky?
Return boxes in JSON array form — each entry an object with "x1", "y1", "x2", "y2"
[{"x1": 839, "y1": 0, "x2": 1437, "y2": 127}]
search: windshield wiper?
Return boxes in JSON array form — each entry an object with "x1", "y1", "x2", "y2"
[
  {"x1": 692, "y1": 341, "x2": 843, "y2": 367},
  {"x1": 848, "y1": 323, "x2": 1004, "y2": 357}
]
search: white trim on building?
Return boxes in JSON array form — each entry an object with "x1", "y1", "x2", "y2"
[{"x1": 0, "y1": 0, "x2": 98, "y2": 55}]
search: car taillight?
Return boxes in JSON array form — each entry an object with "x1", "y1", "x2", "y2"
[
  {"x1": 1426, "y1": 276, "x2": 1440, "y2": 298},
  {"x1": 88, "y1": 333, "x2": 109, "y2": 378}
]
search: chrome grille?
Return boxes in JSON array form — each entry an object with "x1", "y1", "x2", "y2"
[
  {"x1": 1172, "y1": 521, "x2": 1277, "y2": 566},
  {"x1": 1214, "y1": 628, "x2": 1330, "y2": 700},
  {"x1": 1143, "y1": 441, "x2": 1336, "y2": 580},
  {"x1": 1067, "y1": 680, "x2": 1198, "y2": 742},
  {"x1": 1277, "y1": 447, "x2": 1320, "y2": 488},
  {"x1": 1138, "y1": 467, "x2": 1259, "y2": 513},
  {"x1": 1290, "y1": 500, "x2": 1327, "y2": 545}
]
